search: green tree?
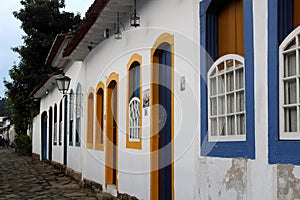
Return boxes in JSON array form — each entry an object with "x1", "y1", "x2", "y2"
[
  {"x1": 4, "y1": 0, "x2": 81, "y2": 135},
  {"x1": 0, "y1": 97, "x2": 11, "y2": 116}
]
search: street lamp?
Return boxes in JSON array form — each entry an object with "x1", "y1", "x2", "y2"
[
  {"x1": 56, "y1": 73, "x2": 71, "y2": 95},
  {"x1": 130, "y1": 0, "x2": 140, "y2": 27}
]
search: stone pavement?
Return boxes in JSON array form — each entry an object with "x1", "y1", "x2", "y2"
[{"x1": 0, "y1": 149, "x2": 116, "y2": 200}]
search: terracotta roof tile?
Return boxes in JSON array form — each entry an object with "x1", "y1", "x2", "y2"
[{"x1": 45, "y1": 33, "x2": 71, "y2": 66}]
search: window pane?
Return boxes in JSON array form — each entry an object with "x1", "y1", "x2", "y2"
[
  {"x1": 211, "y1": 68, "x2": 216, "y2": 76},
  {"x1": 211, "y1": 97, "x2": 217, "y2": 116},
  {"x1": 236, "y1": 69, "x2": 244, "y2": 89},
  {"x1": 218, "y1": 95, "x2": 225, "y2": 115},
  {"x1": 227, "y1": 115, "x2": 235, "y2": 135},
  {"x1": 227, "y1": 71, "x2": 234, "y2": 92},
  {"x1": 219, "y1": 117, "x2": 226, "y2": 136},
  {"x1": 237, "y1": 114, "x2": 245, "y2": 135},
  {"x1": 218, "y1": 75, "x2": 225, "y2": 94},
  {"x1": 218, "y1": 62, "x2": 225, "y2": 72},
  {"x1": 285, "y1": 38, "x2": 296, "y2": 50},
  {"x1": 129, "y1": 97, "x2": 140, "y2": 140},
  {"x1": 208, "y1": 57, "x2": 246, "y2": 140},
  {"x1": 211, "y1": 118, "x2": 217, "y2": 136},
  {"x1": 227, "y1": 93, "x2": 235, "y2": 113},
  {"x1": 284, "y1": 107, "x2": 297, "y2": 132},
  {"x1": 133, "y1": 66, "x2": 140, "y2": 98},
  {"x1": 210, "y1": 77, "x2": 217, "y2": 95},
  {"x1": 226, "y1": 59, "x2": 234, "y2": 70},
  {"x1": 284, "y1": 79, "x2": 297, "y2": 104},
  {"x1": 235, "y1": 60, "x2": 243, "y2": 68},
  {"x1": 285, "y1": 53, "x2": 296, "y2": 77},
  {"x1": 236, "y1": 91, "x2": 245, "y2": 112}
]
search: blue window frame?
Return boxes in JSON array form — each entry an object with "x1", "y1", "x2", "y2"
[
  {"x1": 268, "y1": 0, "x2": 300, "y2": 164},
  {"x1": 200, "y1": 0, "x2": 255, "y2": 158}
]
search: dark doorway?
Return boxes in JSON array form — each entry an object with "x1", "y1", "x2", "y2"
[
  {"x1": 105, "y1": 73, "x2": 119, "y2": 188},
  {"x1": 63, "y1": 97, "x2": 68, "y2": 166},
  {"x1": 41, "y1": 112, "x2": 47, "y2": 160},
  {"x1": 48, "y1": 107, "x2": 53, "y2": 161},
  {"x1": 157, "y1": 45, "x2": 172, "y2": 200}
]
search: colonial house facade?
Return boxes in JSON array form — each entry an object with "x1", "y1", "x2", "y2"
[{"x1": 30, "y1": 0, "x2": 300, "y2": 199}]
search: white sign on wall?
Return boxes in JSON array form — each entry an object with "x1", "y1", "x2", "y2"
[{"x1": 143, "y1": 88, "x2": 150, "y2": 116}]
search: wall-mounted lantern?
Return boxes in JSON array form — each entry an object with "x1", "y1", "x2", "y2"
[
  {"x1": 130, "y1": 0, "x2": 140, "y2": 27},
  {"x1": 56, "y1": 73, "x2": 71, "y2": 95},
  {"x1": 115, "y1": 12, "x2": 122, "y2": 40}
]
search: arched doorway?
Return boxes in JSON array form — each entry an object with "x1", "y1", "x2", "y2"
[
  {"x1": 105, "y1": 73, "x2": 119, "y2": 188},
  {"x1": 41, "y1": 111, "x2": 48, "y2": 160},
  {"x1": 63, "y1": 97, "x2": 68, "y2": 166},
  {"x1": 150, "y1": 33, "x2": 174, "y2": 200},
  {"x1": 48, "y1": 107, "x2": 53, "y2": 161}
]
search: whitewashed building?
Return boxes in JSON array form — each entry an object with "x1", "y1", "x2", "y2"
[
  {"x1": 31, "y1": 0, "x2": 300, "y2": 199},
  {"x1": 0, "y1": 116, "x2": 11, "y2": 140}
]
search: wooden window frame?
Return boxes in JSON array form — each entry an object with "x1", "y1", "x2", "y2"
[
  {"x1": 200, "y1": 0, "x2": 255, "y2": 159},
  {"x1": 279, "y1": 26, "x2": 300, "y2": 140},
  {"x1": 86, "y1": 88, "x2": 95, "y2": 149},
  {"x1": 96, "y1": 82, "x2": 104, "y2": 151},
  {"x1": 126, "y1": 54, "x2": 143, "y2": 150},
  {"x1": 268, "y1": 0, "x2": 300, "y2": 164},
  {"x1": 208, "y1": 54, "x2": 246, "y2": 142}
]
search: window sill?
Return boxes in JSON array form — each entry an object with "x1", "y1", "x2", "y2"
[
  {"x1": 87, "y1": 143, "x2": 93, "y2": 149},
  {"x1": 208, "y1": 135, "x2": 246, "y2": 142},
  {"x1": 129, "y1": 139, "x2": 140, "y2": 142},
  {"x1": 126, "y1": 141, "x2": 142, "y2": 150},
  {"x1": 280, "y1": 132, "x2": 300, "y2": 140},
  {"x1": 95, "y1": 144, "x2": 104, "y2": 151}
]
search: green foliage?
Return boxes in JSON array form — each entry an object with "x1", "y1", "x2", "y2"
[
  {"x1": 0, "y1": 97, "x2": 12, "y2": 116},
  {"x1": 15, "y1": 134, "x2": 32, "y2": 155},
  {"x1": 4, "y1": 0, "x2": 82, "y2": 135}
]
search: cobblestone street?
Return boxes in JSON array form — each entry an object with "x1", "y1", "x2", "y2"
[{"x1": 0, "y1": 149, "x2": 115, "y2": 200}]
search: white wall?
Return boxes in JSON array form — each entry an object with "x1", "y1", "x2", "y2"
[
  {"x1": 80, "y1": 0, "x2": 200, "y2": 199},
  {"x1": 197, "y1": 1, "x2": 286, "y2": 200},
  {"x1": 251, "y1": 0, "x2": 277, "y2": 199},
  {"x1": 32, "y1": 115, "x2": 41, "y2": 155},
  {"x1": 32, "y1": 0, "x2": 298, "y2": 199},
  {"x1": 32, "y1": 61, "x2": 84, "y2": 166}
]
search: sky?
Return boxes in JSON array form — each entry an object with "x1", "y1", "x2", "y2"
[{"x1": 0, "y1": 0, "x2": 94, "y2": 98}]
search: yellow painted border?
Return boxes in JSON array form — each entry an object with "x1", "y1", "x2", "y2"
[
  {"x1": 105, "y1": 72, "x2": 119, "y2": 189},
  {"x1": 150, "y1": 33, "x2": 174, "y2": 200},
  {"x1": 95, "y1": 82, "x2": 105, "y2": 151},
  {"x1": 86, "y1": 87, "x2": 95, "y2": 150},
  {"x1": 126, "y1": 53, "x2": 143, "y2": 150}
]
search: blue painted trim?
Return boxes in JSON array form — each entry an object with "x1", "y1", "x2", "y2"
[
  {"x1": 268, "y1": 0, "x2": 300, "y2": 165},
  {"x1": 200, "y1": 0, "x2": 255, "y2": 159}
]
